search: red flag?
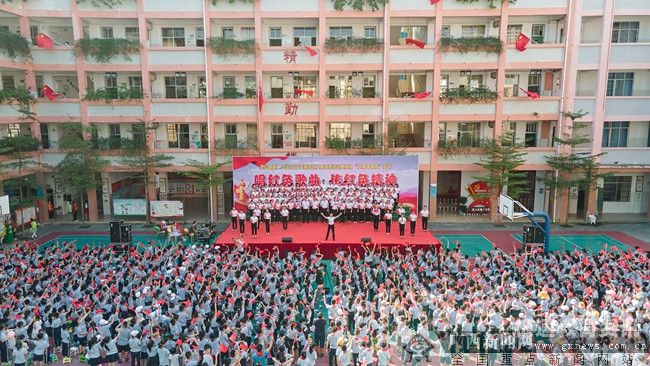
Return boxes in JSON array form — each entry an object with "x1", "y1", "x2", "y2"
[
  {"x1": 42, "y1": 85, "x2": 60, "y2": 101},
  {"x1": 515, "y1": 32, "x2": 530, "y2": 52},
  {"x1": 519, "y1": 87, "x2": 540, "y2": 99},
  {"x1": 258, "y1": 85, "x2": 263, "y2": 112},
  {"x1": 413, "y1": 91, "x2": 431, "y2": 99},
  {"x1": 304, "y1": 46, "x2": 317, "y2": 56},
  {"x1": 405, "y1": 38, "x2": 425, "y2": 49},
  {"x1": 36, "y1": 33, "x2": 53, "y2": 49},
  {"x1": 295, "y1": 89, "x2": 314, "y2": 97},
  {"x1": 430, "y1": 0, "x2": 441, "y2": 3}
]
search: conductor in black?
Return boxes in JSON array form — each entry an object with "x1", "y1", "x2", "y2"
[{"x1": 321, "y1": 211, "x2": 342, "y2": 241}]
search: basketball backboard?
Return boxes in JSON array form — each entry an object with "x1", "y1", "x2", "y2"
[{"x1": 499, "y1": 194, "x2": 515, "y2": 221}]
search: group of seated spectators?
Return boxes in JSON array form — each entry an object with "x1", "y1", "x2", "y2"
[{"x1": 0, "y1": 235, "x2": 648, "y2": 366}]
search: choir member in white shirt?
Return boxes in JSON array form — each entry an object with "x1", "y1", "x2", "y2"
[
  {"x1": 281, "y1": 207, "x2": 289, "y2": 230},
  {"x1": 384, "y1": 210, "x2": 392, "y2": 235},
  {"x1": 409, "y1": 211, "x2": 418, "y2": 236},
  {"x1": 237, "y1": 211, "x2": 246, "y2": 237},
  {"x1": 398, "y1": 214, "x2": 407, "y2": 238},
  {"x1": 420, "y1": 205, "x2": 430, "y2": 231},
  {"x1": 263, "y1": 210, "x2": 272, "y2": 235},
  {"x1": 229, "y1": 208, "x2": 238, "y2": 231}
]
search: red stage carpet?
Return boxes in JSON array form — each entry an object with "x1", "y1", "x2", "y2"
[{"x1": 215, "y1": 221, "x2": 440, "y2": 258}]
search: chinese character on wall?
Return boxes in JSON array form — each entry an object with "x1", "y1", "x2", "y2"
[
  {"x1": 284, "y1": 102, "x2": 298, "y2": 115},
  {"x1": 283, "y1": 50, "x2": 297, "y2": 64}
]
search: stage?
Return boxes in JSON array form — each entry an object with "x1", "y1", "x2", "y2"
[{"x1": 214, "y1": 221, "x2": 440, "y2": 257}]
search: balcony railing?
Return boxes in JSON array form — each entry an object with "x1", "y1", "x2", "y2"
[
  {"x1": 207, "y1": 38, "x2": 257, "y2": 55},
  {"x1": 84, "y1": 85, "x2": 144, "y2": 102},
  {"x1": 438, "y1": 37, "x2": 504, "y2": 54},
  {"x1": 324, "y1": 37, "x2": 384, "y2": 54},
  {"x1": 213, "y1": 87, "x2": 257, "y2": 100},
  {"x1": 440, "y1": 86, "x2": 499, "y2": 104},
  {"x1": 215, "y1": 138, "x2": 258, "y2": 150}
]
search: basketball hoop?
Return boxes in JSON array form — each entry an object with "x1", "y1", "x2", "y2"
[
  {"x1": 499, "y1": 193, "x2": 551, "y2": 253},
  {"x1": 498, "y1": 194, "x2": 515, "y2": 221}
]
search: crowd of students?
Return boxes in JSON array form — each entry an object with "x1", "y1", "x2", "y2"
[{"x1": 0, "y1": 236, "x2": 648, "y2": 366}]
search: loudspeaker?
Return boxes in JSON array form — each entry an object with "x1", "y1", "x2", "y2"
[
  {"x1": 120, "y1": 224, "x2": 132, "y2": 243},
  {"x1": 282, "y1": 237, "x2": 292, "y2": 243},
  {"x1": 109, "y1": 221, "x2": 123, "y2": 242},
  {"x1": 112, "y1": 242, "x2": 129, "y2": 253},
  {"x1": 360, "y1": 237, "x2": 371, "y2": 243},
  {"x1": 523, "y1": 225, "x2": 545, "y2": 244}
]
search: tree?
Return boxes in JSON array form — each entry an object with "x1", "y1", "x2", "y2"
[
  {"x1": 120, "y1": 123, "x2": 173, "y2": 224},
  {"x1": 0, "y1": 134, "x2": 41, "y2": 232},
  {"x1": 180, "y1": 160, "x2": 231, "y2": 220},
  {"x1": 540, "y1": 111, "x2": 612, "y2": 225},
  {"x1": 181, "y1": 160, "x2": 231, "y2": 190},
  {"x1": 54, "y1": 122, "x2": 108, "y2": 225},
  {"x1": 474, "y1": 130, "x2": 528, "y2": 224}
]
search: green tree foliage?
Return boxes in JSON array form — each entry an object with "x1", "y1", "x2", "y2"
[
  {"x1": 540, "y1": 111, "x2": 612, "y2": 225},
  {"x1": 55, "y1": 122, "x2": 108, "y2": 224},
  {"x1": 120, "y1": 123, "x2": 174, "y2": 223},
  {"x1": 0, "y1": 135, "x2": 41, "y2": 231},
  {"x1": 181, "y1": 160, "x2": 231, "y2": 192},
  {"x1": 474, "y1": 130, "x2": 528, "y2": 223}
]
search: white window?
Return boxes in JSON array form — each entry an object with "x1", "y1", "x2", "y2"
[
  {"x1": 524, "y1": 122, "x2": 538, "y2": 147},
  {"x1": 364, "y1": 26, "x2": 377, "y2": 39},
  {"x1": 241, "y1": 27, "x2": 255, "y2": 40},
  {"x1": 166, "y1": 124, "x2": 190, "y2": 149},
  {"x1": 269, "y1": 27, "x2": 282, "y2": 46},
  {"x1": 330, "y1": 27, "x2": 353, "y2": 39},
  {"x1": 603, "y1": 176, "x2": 632, "y2": 202},
  {"x1": 270, "y1": 76, "x2": 283, "y2": 98},
  {"x1": 612, "y1": 22, "x2": 639, "y2": 43},
  {"x1": 531, "y1": 24, "x2": 545, "y2": 44},
  {"x1": 362, "y1": 123, "x2": 376, "y2": 147},
  {"x1": 440, "y1": 74, "x2": 449, "y2": 93},
  {"x1": 164, "y1": 74, "x2": 188, "y2": 99},
  {"x1": 293, "y1": 27, "x2": 317, "y2": 46},
  {"x1": 506, "y1": 24, "x2": 523, "y2": 44},
  {"x1": 329, "y1": 123, "x2": 352, "y2": 147},
  {"x1": 7, "y1": 124, "x2": 21, "y2": 138},
  {"x1": 244, "y1": 75, "x2": 256, "y2": 98},
  {"x1": 602, "y1": 122, "x2": 629, "y2": 148},
  {"x1": 104, "y1": 72, "x2": 117, "y2": 93},
  {"x1": 441, "y1": 25, "x2": 450, "y2": 38},
  {"x1": 101, "y1": 26, "x2": 114, "y2": 39},
  {"x1": 195, "y1": 27, "x2": 204, "y2": 47},
  {"x1": 223, "y1": 76, "x2": 237, "y2": 99},
  {"x1": 162, "y1": 27, "x2": 185, "y2": 47},
  {"x1": 128, "y1": 76, "x2": 142, "y2": 93},
  {"x1": 225, "y1": 124, "x2": 238, "y2": 148},
  {"x1": 461, "y1": 25, "x2": 485, "y2": 38},
  {"x1": 246, "y1": 124, "x2": 257, "y2": 145},
  {"x1": 222, "y1": 27, "x2": 234, "y2": 39},
  {"x1": 271, "y1": 124, "x2": 283, "y2": 149},
  {"x1": 363, "y1": 76, "x2": 375, "y2": 98},
  {"x1": 295, "y1": 123, "x2": 317, "y2": 148},
  {"x1": 457, "y1": 122, "x2": 481, "y2": 147},
  {"x1": 125, "y1": 27, "x2": 139, "y2": 42}
]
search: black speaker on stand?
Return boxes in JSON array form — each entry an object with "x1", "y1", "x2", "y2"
[
  {"x1": 523, "y1": 224, "x2": 545, "y2": 244},
  {"x1": 120, "y1": 224, "x2": 132, "y2": 243},
  {"x1": 110, "y1": 220, "x2": 123, "y2": 242}
]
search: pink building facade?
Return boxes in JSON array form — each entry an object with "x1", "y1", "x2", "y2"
[{"x1": 0, "y1": 0, "x2": 648, "y2": 222}]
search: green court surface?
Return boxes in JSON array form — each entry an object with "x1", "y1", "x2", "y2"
[
  {"x1": 434, "y1": 234, "x2": 494, "y2": 257},
  {"x1": 512, "y1": 233, "x2": 628, "y2": 253}
]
